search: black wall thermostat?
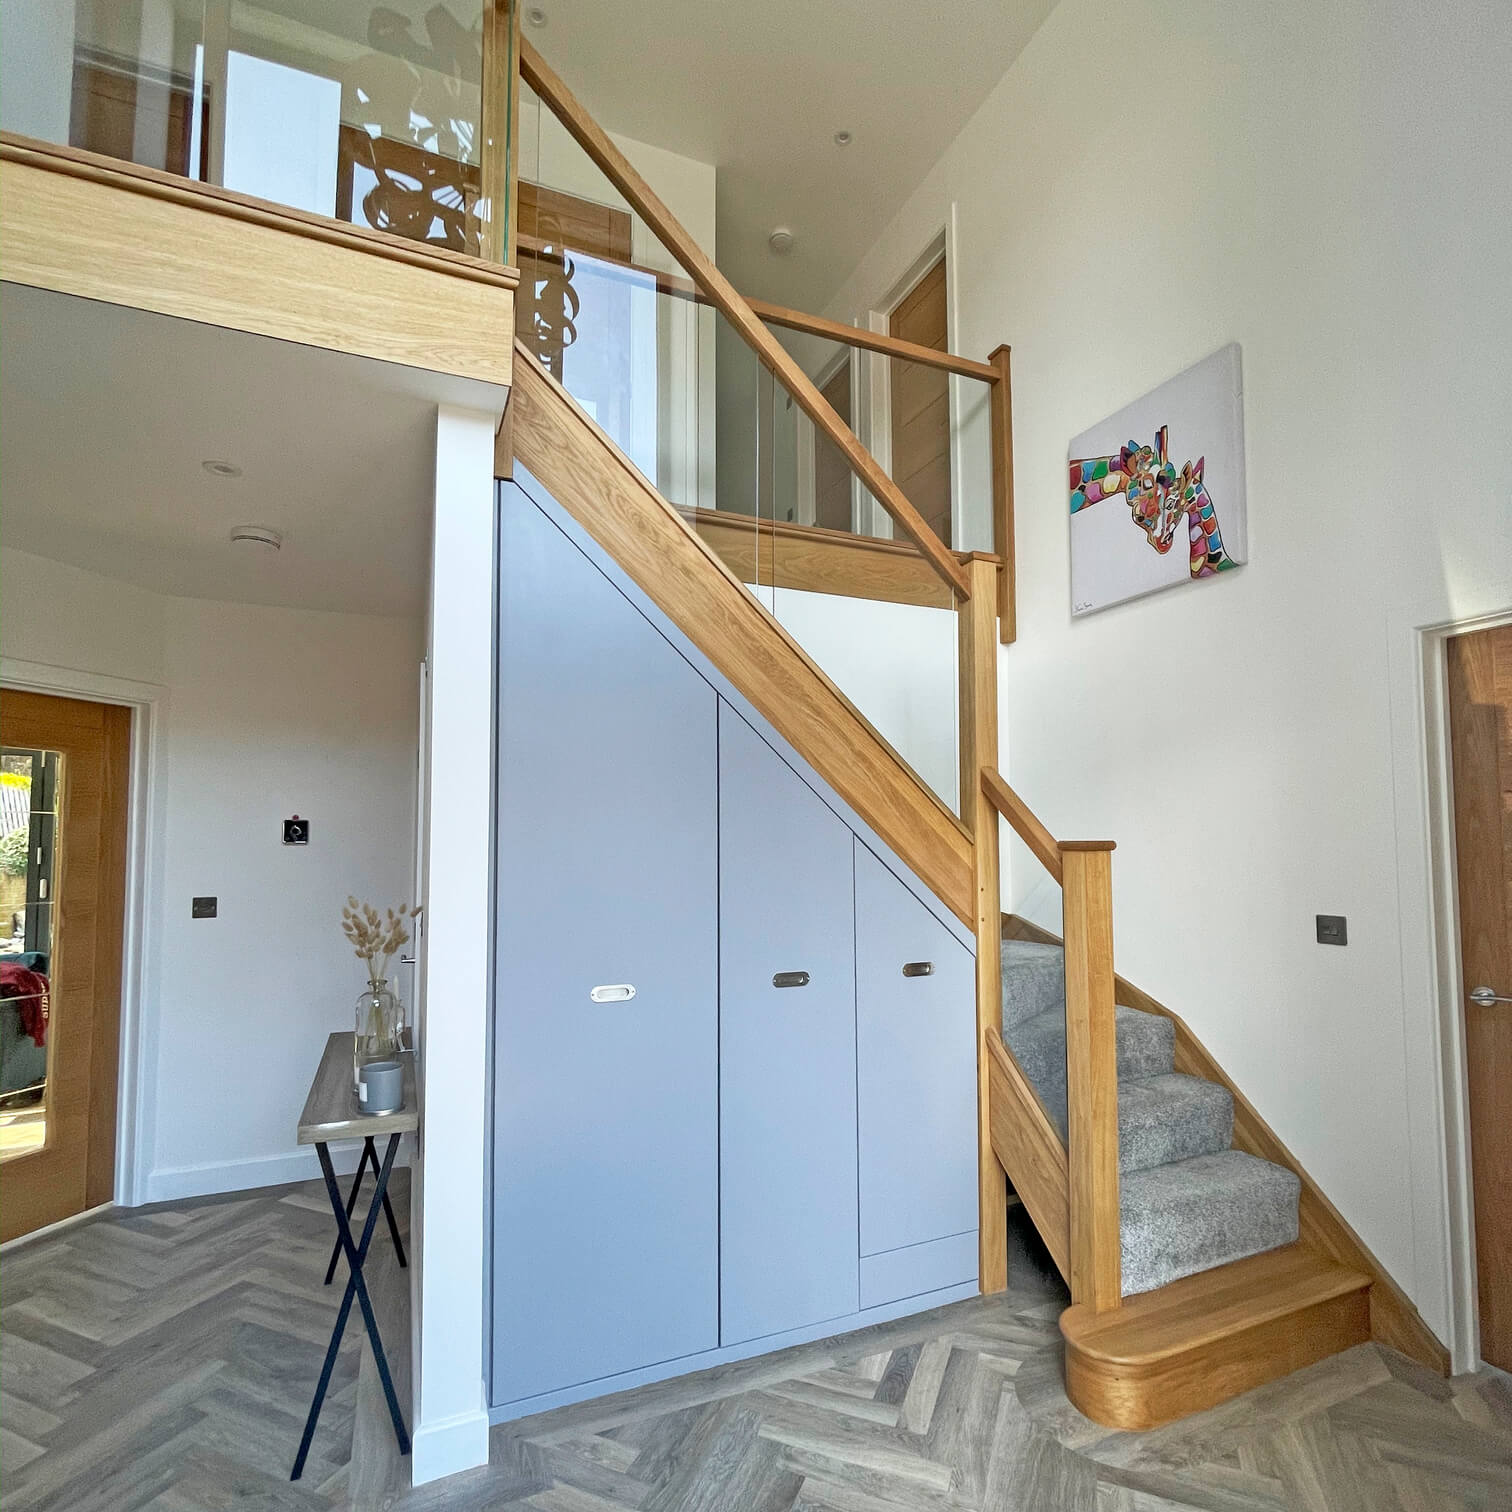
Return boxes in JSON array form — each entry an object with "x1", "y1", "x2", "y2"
[{"x1": 284, "y1": 816, "x2": 310, "y2": 846}]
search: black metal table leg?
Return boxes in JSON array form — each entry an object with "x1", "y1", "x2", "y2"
[
  {"x1": 323, "y1": 1137, "x2": 374, "y2": 1285},
  {"x1": 324, "y1": 1137, "x2": 407, "y2": 1285},
  {"x1": 291, "y1": 1134, "x2": 411, "y2": 1481}
]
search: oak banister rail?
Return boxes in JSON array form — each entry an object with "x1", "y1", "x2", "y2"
[
  {"x1": 518, "y1": 236, "x2": 999, "y2": 381},
  {"x1": 979, "y1": 768, "x2": 1122, "y2": 1312},
  {"x1": 980, "y1": 768, "x2": 1061, "y2": 884},
  {"x1": 518, "y1": 37, "x2": 972, "y2": 601}
]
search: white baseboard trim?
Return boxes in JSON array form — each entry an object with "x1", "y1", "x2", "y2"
[
  {"x1": 411, "y1": 1404, "x2": 490, "y2": 1485},
  {"x1": 142, "y1": 1142, "x2": 411, "y2": 1204}
]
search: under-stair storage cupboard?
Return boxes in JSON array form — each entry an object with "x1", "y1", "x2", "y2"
[{"x1": 491, "y1": 473, "x2": 979, "y2": 1419}]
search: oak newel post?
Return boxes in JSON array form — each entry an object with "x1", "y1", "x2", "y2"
[
  {"x1": 958, "y1": 556, "x2": 1009, "y2": 1294},
  {"x1": 1061, "y1": 841, "x2": 1121, "y2": 1311}
]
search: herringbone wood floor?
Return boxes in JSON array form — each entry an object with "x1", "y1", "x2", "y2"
[{"x1": 3, "y1": 1182, "x2": 1509, "y2": 1510}]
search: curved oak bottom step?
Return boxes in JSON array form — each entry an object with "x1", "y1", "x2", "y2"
[{"x1": 1059, "y1": 1243, "x2": 1372, "y2": 1430}]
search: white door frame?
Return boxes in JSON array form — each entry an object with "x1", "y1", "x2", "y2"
[
  {"x1": 0, "y1": 656, "x2": 168, "y2": 1209},
  {"x1": 847, "y1": 205, "x2": 967, "y2": 546},
  {"x1": 1388, "y1": 585, "x2": 1512, "y2": 1373}
]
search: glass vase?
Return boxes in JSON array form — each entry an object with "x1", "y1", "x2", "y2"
[{"x1": 353, "y1": 979, "x2": 401, "y2": 1097}]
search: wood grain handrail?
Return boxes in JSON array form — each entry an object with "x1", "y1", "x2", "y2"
[
  {"x1": 980, "y1": 767, "x2": 1063, "y2": 884},
  {"x1": 750, "y1": 300, "x2": 999, "y2": 382},
  {"x1": 518, "y1": 39, "x2": 972, "y2": 601},
  {"x1": 519, "y1": 233, "x2": 998, "y2": 382}
]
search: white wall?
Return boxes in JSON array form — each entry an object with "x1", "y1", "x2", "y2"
[
  {"x1": 0, "y1": 0, "x2": 76, "y2": 145},
  {"x1": 827, "y1": 0, "x2": 1512, "y2": 1347},
  {"x1": 750, "y1": 583, "x2": 960, "y2": 811},
  {"x1": 0, "y1": 547, "x2": 422, "y2": 1201},
  {"x1": 150, "y1": 596, "x2": 419, "y2": 1196},
  {"x1": 410, "y1": 406, "x2": 495, "y2": 1484}
]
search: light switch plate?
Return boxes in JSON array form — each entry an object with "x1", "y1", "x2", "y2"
[{"x1": 1316, "y1": 914, "x2": 1347, "y2": 946}]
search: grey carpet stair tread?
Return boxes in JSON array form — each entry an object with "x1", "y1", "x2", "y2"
[
  {"x1": 1120, "y1": 1150, "x2": 1302, "y2": 1296},
  {"x1": 1117, "y1": 1075, "x2": 1234, "y2": 1173},
  {"x1": 1000, "y1": 929, "x2": 1304, "y2": 1304},
  {"x1": 1001, "y1": 938, "x2": 1065, "y2": 1030},
  {"x1": 1016, "y1": 1070, "x2": 1234, "y2": 1174},
  {"x1": 1002, "y1": 1003, "x2": 1176, "y2": 1110}
]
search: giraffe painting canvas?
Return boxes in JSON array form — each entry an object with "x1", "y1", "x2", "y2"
[{"x1": 1068, "y1": 343, "x2": 1247, "y2": 616}]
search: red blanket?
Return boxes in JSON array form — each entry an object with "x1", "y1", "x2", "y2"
[{"x1": 0, "y1": 962, "x2": 49, "y2": 1047}]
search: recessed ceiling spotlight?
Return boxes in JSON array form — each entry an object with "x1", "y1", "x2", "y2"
[
  {"x1": 767, "y1": 227, "x2": 795, "y2": 255},
  {"x1": 202, "y1": 459, "x2": 241, "y2": 477},
  {"x1": 526, "y1": 6, "x2": 547, "y2": 24},
  {"x1": 229, "y1": 524, "x2": 283, "y2": 551},
  {"x1": 833, "y1": 130, "x2": 852, "y2": 146}
]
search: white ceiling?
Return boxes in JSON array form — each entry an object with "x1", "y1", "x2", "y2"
[
  {"x1": 528, "y1": 0, "x2": 1056, "y2": 310},
  {"x1": 0, "y1": 285, "x2": 503, "y2": 617}
]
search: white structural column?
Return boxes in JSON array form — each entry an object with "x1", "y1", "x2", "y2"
[{"x1": 411, "y1": 405, "x2": 496, "y2": 1484}]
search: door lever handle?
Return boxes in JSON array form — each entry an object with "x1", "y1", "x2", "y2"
[{"x1": 1469, "y1": 985, "x2": 1512, "y2": 1006}]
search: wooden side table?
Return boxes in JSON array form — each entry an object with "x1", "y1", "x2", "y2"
[{"x1": 290, "y1": 1032, "x2": 418, "y2": 1481}]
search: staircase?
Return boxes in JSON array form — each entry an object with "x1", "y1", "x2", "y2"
[{"x1": 503, "y1": 34, "x2": 1449, "y2": 1443}]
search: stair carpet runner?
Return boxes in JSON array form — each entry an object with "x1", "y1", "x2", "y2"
[{"x1": 1002, "y1": 940, "x2": 1300, "y2": 1296}]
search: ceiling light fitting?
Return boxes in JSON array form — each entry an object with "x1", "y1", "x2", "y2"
[
  {"x1": 833, "y1": 130, "x2": 852, "y2": 146},
  {"x1": 202, "y1": 459, "x2": 241, "y2": 477},
  {"x1": 767, "y1": 227, "x2": 795, "y2": 255},
  {"x1": 229, "y1": 524, "x2": 283, "y2": 551},
  {"x1": 526, "y1": 6, "x2": 547, "y2": 25}
]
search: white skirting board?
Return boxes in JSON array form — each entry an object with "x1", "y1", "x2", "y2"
[
  {"x1": 488, "y1": 1279, "x2": 980, "y2": 1424},
  {"x1": 141, "y1": 1137, "x2": 413, "y2": 1204},
  {"x1": 411, "y1": 1401, "x2": 491, "y2": 1486}
]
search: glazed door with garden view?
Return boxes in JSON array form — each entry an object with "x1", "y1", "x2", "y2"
[{"x1": 0, "y1": 690, "x2": 130, "y2": 1242}]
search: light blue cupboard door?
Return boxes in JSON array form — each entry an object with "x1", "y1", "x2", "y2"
[
  {"x1": 855, "y1": 842, "x2": 977, "y2": 1257},
  {"x1": 492, "y1": 488, "x2": 719, "y2": 1405},
  {"x1": 718, "y1": 703, "x2": 859, "y2": 1345}
]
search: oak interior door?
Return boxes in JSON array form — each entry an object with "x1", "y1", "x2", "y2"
[
  {"x1": 812, "y1": 360, "x2": 854, "y2": 533},
  {"x1": 1446, "y1": 624, "x2": 1512, "y2": 1371},
  {"x1": 0, "y1": 690, "x2": 130, "y2": 1242},
  {"x1": 888, "y1": 258, "x2": 951, "y2": 546}
]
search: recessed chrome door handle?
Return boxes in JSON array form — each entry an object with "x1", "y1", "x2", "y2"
[
  {"x1": 773, "y1": 971, "x2": 810, "y2": 989},
  {"x1": 590, "y1": 984, "x2": 637, "y2": 1003},
  {"x1": 1469, "y1": 985, "x2": 1512, "y2": 1006},
  {"x1": 902, "y1": 961, "x2": 934, "y2": 978}
]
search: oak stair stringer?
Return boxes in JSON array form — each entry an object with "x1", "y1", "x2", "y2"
[{"x1": 505, "y1": 349, "x2": 975, "y2": 929}]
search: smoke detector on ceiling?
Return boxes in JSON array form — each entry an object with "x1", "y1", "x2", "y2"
[
  {"x1": 229, "y1": 525, "x2": 283, "y2": 551},
  {"x1": 767, "y1": 227, "x2": 795, "y2": 255}
]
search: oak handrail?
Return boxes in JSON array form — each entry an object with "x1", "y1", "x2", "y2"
[
  {"x1": 979, "y1": 765, "x2": 1121, "y2": 1312},
  {"x1": 980, "y1": 767, "x2": 1063, "y2": 884},
  {"x1": 519, "y1": 235, "x2": 998, "y2": 382},
  {"x1": 518, "y1": 38, "x2": 972, "y2": 601}
]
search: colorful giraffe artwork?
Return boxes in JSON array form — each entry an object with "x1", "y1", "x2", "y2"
[
  {"x1": 1067, "y1": 343, "x2": 1246, "y2": 616},
  {"x1": 1069, "y1": 425, "x2": 1237, "y2": 579}
]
